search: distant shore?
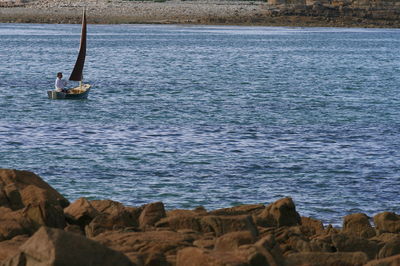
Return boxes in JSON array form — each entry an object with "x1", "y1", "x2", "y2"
[{"x1": 1, "y1": 0, "x2": 400, "y2": 28}]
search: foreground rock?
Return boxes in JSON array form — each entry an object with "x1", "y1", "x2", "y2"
[
  {"x1": 2, "y1": 227, "x2": 133, "y2": 266},
  {"x1": 0, "y1": 169, "x2": 400, "y2": 266}
]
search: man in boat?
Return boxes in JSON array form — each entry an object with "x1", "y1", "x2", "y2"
[{"x1": 54, "y1": 72, "x2": 69, "y2": 93}]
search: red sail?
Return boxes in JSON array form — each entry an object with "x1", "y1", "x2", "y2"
[{"x1": 69, "y1": 9, "x2": 87, "y2": 81}]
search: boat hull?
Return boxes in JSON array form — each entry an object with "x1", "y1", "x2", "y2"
[{"x1": 47, "y1": 84, "x2": 91, "y2": 100}]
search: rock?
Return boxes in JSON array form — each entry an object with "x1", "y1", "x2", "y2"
[
  {"x1": 0, "y1": 169, "x2": 69, "y2": 209},
  {"x1": 201, "y1": 215, "x2": 259, "y2": 237},
  {"x1": 0, "y1": 235, "x2": 28, "y2": 262},
  {"x1": 193, "y1": 238, "x2": 215, "y2": 249},
  {"x1": 64, "y1": 198, "x2": 99, "y2": 227},
  {"x1": 156, "y1": 215, "x2": 203, "y2": 232},
  {"x1": 374, "y1": 212, "x2": 400, "y2": 234},
  {"x1": 92, "y1": 230, "x2": 193, "y2": 264},
  {"x1": 301, "y1": 216, "x2": 324, "y2": 235},
  {"x1": 0, "y1": 207, "x2": 34, "y2": 241},
  {"x1": 209, "y1": 204, "x2": 265, "y2": 216},
  {"x1": 378, "y1": 238, "x2": 400, "y2": 259},
  {"x1": 23, "y1": 202, "x2": 66, "y2": 229},
  {"x1": 331, "y1": 233, "x2": 379, "y2": 259},
  {"x1": 370, "y1": 233, "x2": 400, "y2": 243},
  {"x1": 285, "y1": 251, "x2": 369, "y2": 266},
  {"x1": 343, "y1": 213, "x2": 375, "y2": 238},
  {"x1": 166, "y1": 207, "x2": 207, "y2": 217},
  {"x1": 255, "y1": 234, "x2": 284, "y2": 266},
  {"x1": 256, "y1": 197, "x2": 301, "y2": 227},
  {"x1": 82, "y1": 199, "x2": 138, "y2": 237},
  {"x1": 139, "y1": 202, "x2": 166, "y2": 229},
  {"x1": 176, "y1": 246, "x2": 271, "y2": 266},
  {"x1": 2, "y1": 227, "x2": 133, "y2": 266},
  {"x1": 64, "y1": 224, "x2": 84, "y2": 235},
  {"x1": 214, "y1": 231, "x2": 256, "y2": 251},
  {"x1": 364, "y1": 254, "x2": 400, "y2": 266},
  {"x1": 85, "y1": 212, "x2": 137, "y2": 237}
]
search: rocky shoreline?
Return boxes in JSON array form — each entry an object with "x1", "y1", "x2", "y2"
[
  {"x1": 0, "y1": 168, "x2": 399, "y2": 265},
  {"x1": 0, "y1": 0, "x2": 400, "y2": 27}
]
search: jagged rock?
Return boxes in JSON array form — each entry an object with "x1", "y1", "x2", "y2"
[
  {"x1": 378, "y1": 238, "x2": 400, "y2": 259},
  {"x1": 64, "y1": 224, "x2": 84, "y2": 235},
  {"x1": 156, "y1": 215, "x2": 203, "y2": 232},
  {"x1": 214, "y1": 231, "x2": 256, "y2": 251},
  {"x1": 85, "y1": 212, "x2": 137, "y2": 237},
  {"x1": 166, "y1": 207, "x2": 207, "y2": 217},
  {"x1": 193, "y1": 238, "x2": 215, "y2": 249},
  {"x1": 2, "y1": 227, "x2": 133, "y2": 266},
  {"x1": 209, "y1": 204, "x2": 265, "y2": 216},
  {"x1": 374, "y1": 212, "x2": 400, "y2": 234},
  {"x1": 201, "y1": 215, "x2": 259, "y2": 237},
  {"x1": 285, "y1": 251, "x2": 369, "y2": 266},
  {"x1": 23, "y1": 202, "x2": 65, "y2": 229},
  {"x1": 92, "y1": 230, "x2": 193, "y2": 264},
  {"x1": 331, "y1": 233, "x2": 379, "y2": 259},
  {"x1": 139, "y1": 202, "x2": 166, "y2": 229},
  {"x1": 255, "y1": 234, "x2": 284, "y2": 265},
  {"x1": 82, "y1": 200, "x2": 138, "y2": 237},
  {"x1": 0, "y1": 169, "x2": 69, "y2": 210},
  {"x1": 256, "y1": 197, "x2": 301, "y2": 227},
  {"x1": 365, "y1": 254, "x2": 400, "y2": 266},
  {"x1": 370, "y1": 233, "x2": 400, "y2": 243},
  {"x1": 176, "y1": 245, "x2": 272, "y2": 266},
  {"x1": 301, "y1": 216, "x2": 324, "y2": 235},
  {"x1": 64, "y1": 198, "x2": 99, "y2": 227},
  {"x1": 343, "y1": 213, "x2": 375, "y2": 238},
  {"x1": 0, "y1": 235, "x2": 28, "y2": 262},
  {"x1": 0, "y1": 207, "x2": 34, "y2": 241}
]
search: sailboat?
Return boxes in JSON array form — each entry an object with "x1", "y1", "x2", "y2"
[{"x1": 48, "y1": 8, "x2": 91, "y2": 100}]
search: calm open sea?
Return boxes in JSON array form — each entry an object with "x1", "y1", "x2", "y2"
[{"x1": 0, "y1": 24, "x2": 399, "y2": 225}]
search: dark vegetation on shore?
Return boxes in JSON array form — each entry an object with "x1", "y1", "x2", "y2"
[
  {"x1": 1, "y1": 0, "x2": 400, "y2": 28},
  {"x1": 0, "y1": 168, "x2": 399, "y2": 265}
]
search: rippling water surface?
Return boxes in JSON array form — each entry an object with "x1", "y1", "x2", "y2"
[{"x1": 1, "y1": 24, "x2": 399, "y2": 225}]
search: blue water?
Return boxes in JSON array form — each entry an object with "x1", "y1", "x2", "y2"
[{"x1": 1, "y1": 24, "x2": 399, "y2": 225}]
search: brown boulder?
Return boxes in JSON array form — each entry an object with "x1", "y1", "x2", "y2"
[
  {"x1": 256, "y1": 197, "x2": 301, "y2": 227},
  {"x1": 201, "y1": 215, "x2": 259, "y2": 237},
  {"x1": 139, "y1": 202, "x2": 166, "y2": 229},
  {"x1": 156, "y1": 215, "x2": 203, "y2": 232},
  {"x1": 374, "y1": 212, "x2": 400, "y2": 234},
  {"x1": 343, "y1": 213, "x2": 375, "y2": 238},
  {"x1": 92, "y1": 230, "x2": 193, "y2": 264},
  {"x1": 378, "y1": 238, "x2": 400, "y2": 259},
  {"x1": 214, "y1": 231, "x2": 256, "y2": 251},
  {"x1": 331, "y1": 233, "x2": 379, "y2": 259},
  {"x1": 83, "y1": 200, "x2": 138, "y2": 237},
  {"x1": 23, "y1": 202, "x2": 65, "y2": 229},
  {"x1": 64, "y1": 197, "x2": 99, "y2": 227},
  {"x1": 2, "y1": 227, "x2": 133, "y2": 266},
  {"x1": 285, "y1": 251, "x2": 369, "y2": 266},
  {"x1": 0, "y1": 207, "x2": 34, "y2": 241},
  {"x1": 0, "y1": 235, "x2": 28, "y2": 262},
  {"x1": 209, "y1": 204, "x2": 265, "y2": 216},
  {"x1": 0, "y1": 169, "x2": 69, "y2": 209},
  {"x1": 301, "y1": 216, "x2": 324, "y2": 235},
  {"x1": 166, "y1": 207, "x2": 207, "y2": 217},
  {"x1": 85, "y1": 211, "x2": 137, "y2": 237},
  {"x1": 364, "y1": 254, "x2": 400, "y2": 266},
  {"x1": 176, "y1": 245, "x2": 272, "y2": 266}
]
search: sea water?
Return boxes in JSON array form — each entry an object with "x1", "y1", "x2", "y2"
[{"x1": 0, "y1": 24, "x2": 399, "y2": 225}]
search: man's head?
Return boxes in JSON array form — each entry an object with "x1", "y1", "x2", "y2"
[{"x1": 57, "y1": 72, "x2": 63, "y2": 78}]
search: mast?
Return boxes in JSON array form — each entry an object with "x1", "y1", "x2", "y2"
[{"x1": 69, "y1": 8, "x2": 87, "y2": 86}]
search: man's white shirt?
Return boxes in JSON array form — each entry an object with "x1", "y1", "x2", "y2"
[{"x1": 55, "y1": 78, "x2": 67, "y2": 92}]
